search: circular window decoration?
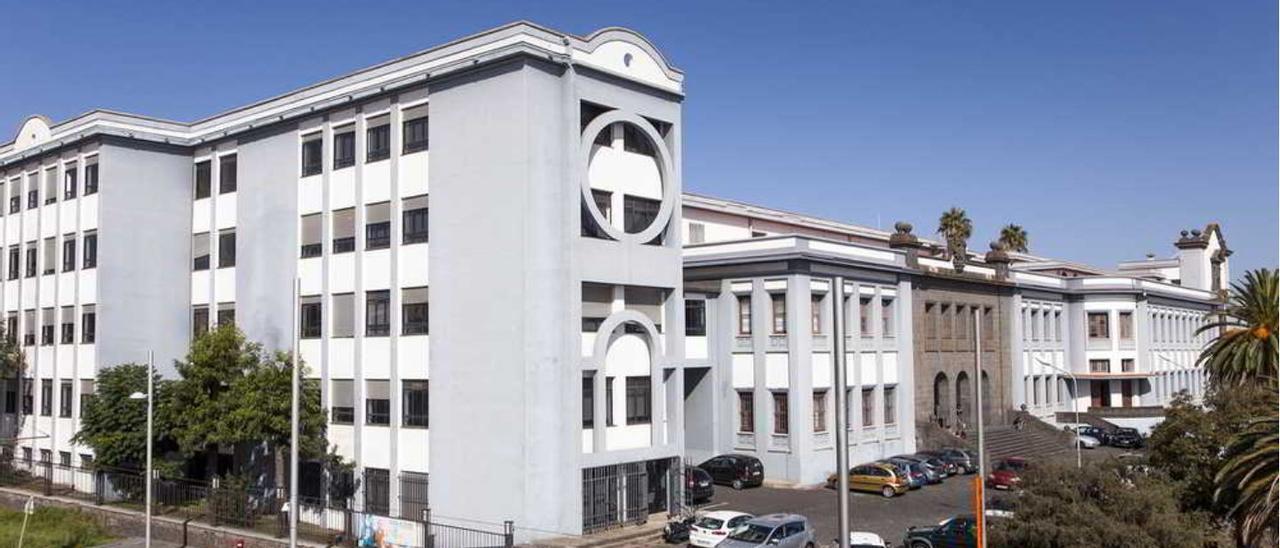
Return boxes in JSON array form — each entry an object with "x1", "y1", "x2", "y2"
[{"x1": 580, "y1": 111, "x2": 675, "y2": 245}]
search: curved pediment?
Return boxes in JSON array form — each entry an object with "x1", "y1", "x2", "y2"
[
  {"x1": 13, "y1": 115, "x2": 53, "y2": 152},
  {"x1": 572, "y1": 27, "x2": 684, "y2": 94}
]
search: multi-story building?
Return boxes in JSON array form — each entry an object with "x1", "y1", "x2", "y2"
[{"x1": 0, "y1": 20, "x2": 1230, "y2": 541}]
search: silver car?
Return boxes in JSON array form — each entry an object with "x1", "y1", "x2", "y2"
[{"x1": 717, "y1": 513, "x2": 816, "y2": 548}]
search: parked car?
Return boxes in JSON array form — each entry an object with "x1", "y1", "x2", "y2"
[
  {"x1": 686, "y1": 466, "x2": 715, "y2": 503},
  {"x1": 1073, "y1": 433, "x2": 1101, "y2": 449},
  {"x1": 689, "y1": 511, "x2": 754, "y2": 547},
  {"x1": 888, "y1": 455, "x2": 940, "y2": 484},
  {"x1": 699, "y1": 454, "x2": 765, "y2": 490},
  {"x1": 718, "y1": 514, "x2": 816, "y2": 548},
  {"x1": 920, "y1": 448, "x2": 978, "y2": 474},
  {"x1": 1110, "y1": 427, "x2": 1145, "y2": 449},
  {"x1": 903, "y1": 515, "x2": 977, "y2": 548},
  {"x1": 884, "y1": 458, "x2": 929, "y2": 489},
  {"x1": 1075, "y1": 426, "x2": 1113, "y2": 446},
  {"x1": 845, "y1": 531, "x2": 890, "y2": 548},
  {"x1": 827, "y1": 463, "x2": 911, "y2": 498},
  {"x1": 986, "y1": 457, "x2": 1029, "y2": 490},
  {"x1": 898, "y1": 453, "x2": 953, "y2": 478}
]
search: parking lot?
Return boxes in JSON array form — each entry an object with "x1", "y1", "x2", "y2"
[{"x1": 697, "y1": 474, "x2": 988, "y2": 545}]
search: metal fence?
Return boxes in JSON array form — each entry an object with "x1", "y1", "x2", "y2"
[{"x1": 0, "y1": 455, "x2": 514, "y2": 547}]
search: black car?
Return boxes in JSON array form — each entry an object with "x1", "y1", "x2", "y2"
[
  {"x1": 685, "y1": 466, "x2": 714, "y2": 503},
  {"x1": 920, "y1": 448, "x2": 978, "y2": 474},
  {"x1": 1110, "y1": 427, "x2": 1145, "y2": 449},
  {"x1": 698, "y1": 454, "x2": 765, "y2": 490},
  {"x1": 903, "y1": 515, "x2": 977, "y2": 548}
]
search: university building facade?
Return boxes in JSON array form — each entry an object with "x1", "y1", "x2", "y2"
[{"x1": 0, "y1": 22, "x2": 1226, "y2": 540}]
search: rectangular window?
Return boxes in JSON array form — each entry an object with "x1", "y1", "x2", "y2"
[
  {"x1": 59, "y1": 306, "x2": 74, "y2": 344},
  {"x1": 366, "y1": 290, "x2": 390, "y2": 337},
  {"x1": 192, "y1": 306, "x2": 209, "y2": 339},
  {"x1": 7, "y1": 193, "x2": 16, "y2": 214},
  {"x1": 217, "y1": 230, "x2": 236, "y2": 268},
  {"x1": 812, "y1": 390, "x2": 827, "y2": 432},
  {"x1": 333, "y1": 130, "x2": 355, "y2": 169},
  {"x1": 772, "y1": 392, "x2": 789, "y2": 434},
  {"x1": 365, "y1": 380, "x2": 390, "y2": 425},
  {"x1": 79, "y1": 380, "x2": 94, "y2": 418},
  {"x1": 301, "y1": 138, "x2": 323, "y2": 176},
  {"x1": 218, "y1": 155, "x2": 237, "y2": 194},
  {"x1": 738, "y1": 391, "x2": 754, "y2": 433},
  {"x1": 81, "y1": 306, "x2": 95, "y2": 343},
  {"x1": 402, "y1": 195, "x2": 429, "y2": 244},
  {"x1": 331, "y1": 294, "x2": 354, "y2": 338},
  {"x1": 7, "y1": 247, "x2": 17, "y2": 280},
  {"x1": 402, "y1": 380, "x2": 429, "y2": 428},
  {"x1": 24, "y1": 244, "x2": 36, "y2": 278},
  {"x1": 684, "y1": 299, "x2": 706, "y2": 336},
  {"x1": 38, "y1": 450, "x2": 49, "y2": 463},
  {"x1": 605, "y1": 376, "x2": 615, "y2": 427},
  {"x1": 21, "y1": 381, "x2": 32, "y2": 415},
  {"x1": 61, "y1": 237, "x2": 75, "y2": 273},
  {"x1": 43, "y1": 169, "x2": 56, "y2": 205},
  {"x1": 366, "y1": 123, "x2": 390, "y2": 162},
  {"x1": 300, "y1": 297, "x2": 322, "y2": 339},
  {"x1": 811, "y1": 295, "x2": 823, "y2": 334},
  {"x1": 23, "y1": 310, "x2": 35, "y2": 346},
  {"x1": 63, "y1": 167, "x2": 77, "y2": 200},
  {"x1": 42, "y1": 238, "x2": 55, "y2": 275},
  {"x1": 330, "y1": 380, "x2": 354, "y2": 424},
  {"x1": 3, "y1": 381, "x2": 15, "y2": 414},
  {"x1": 1118, "y1": 312, "x2": 1134, "y2": 340},
  {"x1": 329, "y1": 208, "x2": 355, "y2": 254},
  {"x1": 625, "y1": 377, "x2": 651, "y2": 424},
  {"x1": 770, "y1": 293, "x2": 786, "y2": 334},
  {"x1": 40, "y1": 380, "x2": 52, "y2": 416},
  {"x1": 1088, "y1": 312, "x2": 1110, "y2": 339},
  {"x1": 1121, "y1": 359, "x2": 1135, "y2": 373},
  {"x1": 40, "y1": 308, "x2": 53, "y2": 345},
  {"x1": 884, "y1": 386, "x2": 897, "y2": 425},
  {"x1": 363, "y1": 468, "x2": 390, "y2": 516},
  {"x1": 623, "y1": 195, "x2": 660, "y2": 235},
  {"x1": 688, "y1": 222, "x2": 705, "y2": 244},
  {"x1": 84, "y1": 163, "x2": 98, "y2": 195},
  {"x1": 403, "y1": 116, "x2": 429, "y2": 153},
  {"x1": 402, "y1": 287, "x2": 429, "y2": 335},
  {"x1": 216, "y1": 303, "x2": 235, "y2": 326},
  {"x1": 581, "y1": 188, "x2": 612, "y2": 238},
  {"x1": 59, "y1": 451, "x2": 71, "y2": 466},
  {"x1": 582, "y1": 375, "x2": 595, "y2": 428},
  {"x1": 82, "y1": 233, "x2": 97, "y2": 269},
  {"x1": 861, "y1": 388, "x2": 875, "y2": 427},
  {"x1": 58, "y1": 380, "x2": 72, "y2": 418},
  {"x1": 194, "y1": 161, "x2": 211, "y2": 200},
  {"x1": 860, "y1": 297, "x2": 873, "y2": 337},
  {"x1": 27, "y1": 184, "x2": 37, "y2": 209},
  {"x1": 738, "y1": 295, "x2": 752, "y2": 335},
  {"x1": 192, "y1": 233, "x2": 210, "y2": 271},
  {"x1": 22, "y1": 447, "x2": 31, "y2": 463},
  {"x1": 365, "y1": 202, "x2": 391, "y2": 250},
  {"x1": 882, "y1": 298, "x2": 896, "y2": 337},
  {"x1": 300, "y1": 214, "x2": 322, "y2": 257},
  {"x1": 1089, "y1": 359, "x2": 1110, "y2": 373}
]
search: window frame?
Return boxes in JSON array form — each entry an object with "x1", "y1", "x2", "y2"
[
  {"x1": 403, "y1": 117, "x2": 429, "y2": 154},
  {"x1": 624, "y1": 376, "x2": 651, "y2": 425}
]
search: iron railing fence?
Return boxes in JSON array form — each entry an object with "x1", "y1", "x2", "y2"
[{"x1": 0, "y1": 454, "x2": 514, "y2": 547}]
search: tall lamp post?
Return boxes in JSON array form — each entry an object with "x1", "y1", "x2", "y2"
[
  {"x1": 128, "y1": 351, "x2": 154, "y2": 548},
  {"x1": 1036, "y1": 358, "x2": 1081, "y2": 469},
  {"x1": 971, "y1": 308, "x2": 987, "y2": 548}
]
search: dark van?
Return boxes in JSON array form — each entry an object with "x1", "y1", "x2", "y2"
[{"x1": 698, "y1": 454, "x2": 765, "y2": 490}]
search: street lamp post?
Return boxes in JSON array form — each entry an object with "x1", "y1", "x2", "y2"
[
  {"x1": 128, "y1": 351, "x2": 154, "y2": 548},
  {"x1": 972, "y1": 308, "x2": 986, "y2": 548},
  {"x1": 1036, "y1": 358, "x2": 1081, "y2": 469}
]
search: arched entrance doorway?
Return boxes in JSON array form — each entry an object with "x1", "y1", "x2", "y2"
[
  {"x1": 932, "y1": 372, "x2": 951, "y2": 427},
  {"x1": 955, "y1": 371, "x2": 972, "y2": 430}
]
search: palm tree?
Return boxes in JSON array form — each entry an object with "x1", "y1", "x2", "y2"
[
  {"x1": 1197, "y1": 269, "x2": 1278, "y2": 387},
  {"x1": 998, "y1": 224, "x2": 1029, "y2": 253},
  {"x1": 936, "y1": 207, "x2": 973, "y2": 264},
  {"x1": 1197, "y1": 268, "x2": 1278, "y2": 546}
]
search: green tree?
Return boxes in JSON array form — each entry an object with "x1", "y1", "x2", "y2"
[
  {"x1": 997, "y1": 223, "x2": 1029, "y2": 253},
  {"x1": 71, "y1": 363, "x2": 179, "y2": 472},
  {"x1": 988, "y1": 460, "x2": 1221, "y2": 548},
  {"x1": 936, "y1": 207, "x2": 973, "y2": 267},
  {"x1": 1195, "y1": 268, "x2": 1279, "y2": 546}
]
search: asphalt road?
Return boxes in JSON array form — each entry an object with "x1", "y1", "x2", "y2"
[{"x1": 698, "y1": 474, "x2": 984, "y2": 546}]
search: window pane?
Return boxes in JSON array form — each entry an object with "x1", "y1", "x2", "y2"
[
  {"x1": 403, "y1": 117, "x2": 429, "y2": 153},
  {"x1": 219, "y1": 155, "x2": 237, "y2": 194},
  {"x1": 333, "y1": 130, "x2": 355, "y2": 169},
  {"x1": 625, "y1": 377, "x2": 651, "y2": 425},
  {"x1": 366, "y1": 123, "x2": 390, "y2": 162},
  {"x1": 684, "y1": 300, "x2": 706, "y2": 336},
  {"x1": 366, "y1": 291, "x2": 390, "y2": 336},
  {"x1": 402, "y1": 380, "x2": 429, "y2": 427}
]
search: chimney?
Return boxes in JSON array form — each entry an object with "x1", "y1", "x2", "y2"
[
  {"x1": 1174, "y1": 229, "x2": 1211, "y2": 290},
  {"x1": 984, "y1": 241, "x2": 1014, "y2": 281}
]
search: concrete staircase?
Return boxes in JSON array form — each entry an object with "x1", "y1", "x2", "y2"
[
  {"x1": 981, "y1": 423, "x2": 1071, "y2": 462},
  {"x1": 1056, "y1": 410, "x2": 1121, "y2": 430}
]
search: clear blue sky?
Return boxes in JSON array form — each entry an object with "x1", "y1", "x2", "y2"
[{"x1": 2, "y1": 1, "x2": 1274, "y2": 275}]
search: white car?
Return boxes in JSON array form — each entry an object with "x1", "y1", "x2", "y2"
[
  {"x1": 1074, "y1": 434, "x2": 1101, "y2": 449},
  {"x1": 848, "y1": 531, "x2": 889, "y2": 548},
  {"x1": 689, "y1": 510, "x2": 754, "y2": 547}
]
